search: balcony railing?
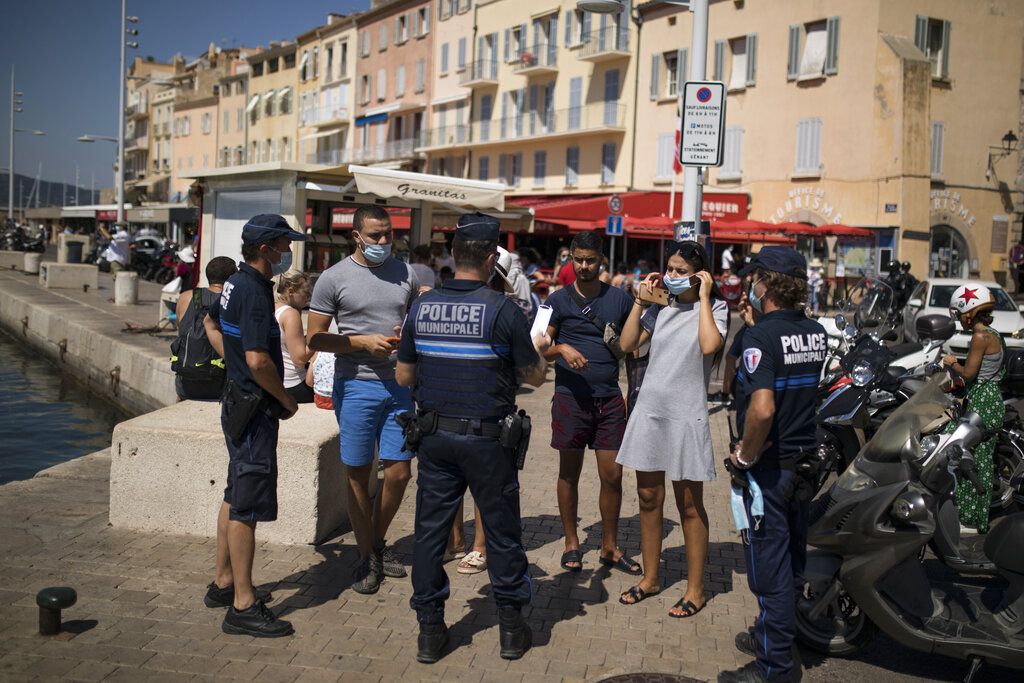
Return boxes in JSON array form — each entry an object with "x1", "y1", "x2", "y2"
[
  {"x1": 578, "y1": 26, "x2": 630, "y2": 62},
  {"x1": 126, "y1": 135, "x2": 149, "y2": 152},
  {"x1": 511, "y1": 44, "x2": 558, "y2": 75},
  {"x1": 460, "y1": 59, "x2": 499, "y2": 86},
  {"x1": 478, "y1": 102, "x2": 626, "y2": 144},
  {"x1": 300, "y1": 105, "x2": 350, "y2": 127},
  {"x1": 305, "y1": 148, "x2": 348, "y2": 166},
  {"x1": 417, "y1": 125, "x2": 470, "y2": 149},
  {"x1": 345, "y1": 138, "x2": 418, "y2": 164}
]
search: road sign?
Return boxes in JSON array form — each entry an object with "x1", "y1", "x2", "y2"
[
  {"x1": 608, "y1": 194, "x2": 623, "y2": 214},
  {"x1": 606, "y1": 214, "x2": 624, "y2": 237},
  {"x1": 679, "y1": 81, "x2": 726, "y2": 167}
]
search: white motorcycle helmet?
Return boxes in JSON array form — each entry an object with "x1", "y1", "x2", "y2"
[{"x1": 948, "y1": 284, "x2": 996, "y2": 322}]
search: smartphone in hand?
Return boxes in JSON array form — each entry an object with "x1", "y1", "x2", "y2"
[{"x1": 638, "y1": 275, "x2": 671, "y2": 306}]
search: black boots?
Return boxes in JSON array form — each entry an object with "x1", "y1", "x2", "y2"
[
  {"x1": 498, "y1": 606, "x2": 532, "y2": 660},
  {"x1": 416, "y1": 623, "x2": 449, "y2": 664}
]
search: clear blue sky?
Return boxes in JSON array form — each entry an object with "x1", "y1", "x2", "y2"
[{"x1": 0, "y1": 0, "x2": 362, "y2": 191}]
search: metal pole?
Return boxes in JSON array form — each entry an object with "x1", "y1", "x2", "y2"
[
  {"x1": 8, "y1": 65, "x2": 14, "y2": 221},
  {"x1": 75, "y1": 164, "x2": 79, "y2": 205},
  {"x1": 116, "y1": 0, "x2": 127, "y2": 226},
  {"x1": 677, "y1": 0, "x2": 708, "y2": 241}
]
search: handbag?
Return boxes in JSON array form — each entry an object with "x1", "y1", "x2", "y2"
[{"x1": 565, "y1": 284, "x2": 625, "y2": 360}]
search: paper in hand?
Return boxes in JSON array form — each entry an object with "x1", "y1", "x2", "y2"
[{"x1": 530, "y1": 304, "x2": 553, "y2": 338}]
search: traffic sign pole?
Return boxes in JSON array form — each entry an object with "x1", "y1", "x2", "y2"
[{"x1": 679, "y1": 0, "x2": 709, "y2": 242}]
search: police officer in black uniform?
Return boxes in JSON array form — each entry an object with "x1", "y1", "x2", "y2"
[
  {"x1": 203, "y1": 214, "x2": 305, "y2": 638},
  {"x1": 718, "y1": 247, "x2": 827, "y2": 683},
  {"x1": 395, "y1": 213, "x2": 551, "y2": 664}
]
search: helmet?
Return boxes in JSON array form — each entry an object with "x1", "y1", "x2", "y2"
[
  {"x1": 948, "y1": 284, "x2": 995, "y2": 318},
  {"x1": 888, "y1": 260, "x2": 900, "y2": 272},
  {"x1": 901, "y1": 261, "x2": 911, "y2": 272}
]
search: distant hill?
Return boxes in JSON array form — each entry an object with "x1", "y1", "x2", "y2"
[{"x1": 0, "y1": 171, "x2": 98, "y2": 209}]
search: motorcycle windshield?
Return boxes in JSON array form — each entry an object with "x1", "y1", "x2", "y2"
[
  {"x1": 840, "y1": 278, "x2": 895, "y2": 335},
  {"x1": 861, "y1": 375, "x2": 953, "y2": 463}
]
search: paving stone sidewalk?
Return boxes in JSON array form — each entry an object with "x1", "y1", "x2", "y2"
[{"x1": 0, "y1": 380, "x2": 1011, "y2": 682}]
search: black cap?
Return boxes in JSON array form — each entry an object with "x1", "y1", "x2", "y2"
[
  {"x1": 241, "y1": 214, "x2": 307, "y2": 245},
  {"x1": 739, "y1": 246, "x2": 807, "y2": 279},
  {"x1": 454, "y1": 212, "x2": 500, "y2": 242}
]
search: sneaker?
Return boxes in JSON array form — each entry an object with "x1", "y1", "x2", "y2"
[
  {"x1": 203, "y1": 582, "x2": 273, "y2": 609},
  {"x1": 351, "y1": 554, "x2": 383, "y2": 595},
  {"x1": 735, "y1": 627, "x2": 756, "y2": 658},
  {"x1": 222, "y1": 599, "x2": 293, "y2": 638},
  {"x1": 718, "y1": 661, "x2": 767, "y2": 683},
  {"x1": 416, "y1": 623, "x2": 449, "y2": 664},
  {"x1": 378, "y1": 542, "x2": 408, "y2": 578}
]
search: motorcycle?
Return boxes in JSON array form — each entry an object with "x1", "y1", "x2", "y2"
[
  {"x1": 798, "y1": 373, "x2": 1024, "y2": 681},
  {"x1": 2, "y1": 223, "x2": 45, "y2": 252}
]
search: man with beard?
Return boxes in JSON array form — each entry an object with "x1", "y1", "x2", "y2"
[{"x1": 543, "y1": 231, "x2": 640, "y2": 575}]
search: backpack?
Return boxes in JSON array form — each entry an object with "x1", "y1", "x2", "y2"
[{"x1": 170, "y1": 287, "x2": 226, "y2": 381}]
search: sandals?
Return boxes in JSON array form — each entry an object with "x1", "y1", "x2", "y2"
[
  {"x1": 456, "y1": 550, "x2": 487, "y2": 574},
  {"x1": 618, "y1": 585, "x2": 660, "y2": 605},
  {"x1": 560, "y1": 549, "x2": 583, "y2": 573},
  {"x1": 599, "y1": 553, "x2": 642, "y2": 576},
  {"x1": 668, "y1": 597, "x2": 706, "y2": 619}
]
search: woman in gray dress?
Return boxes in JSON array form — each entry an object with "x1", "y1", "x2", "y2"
[{"x1": 616, "y1": 241, "x2": 728, "y2": 617}]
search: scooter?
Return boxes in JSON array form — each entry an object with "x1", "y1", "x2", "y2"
[{"x1": 798, "y1": 374, "x2": 1024, "y2": 681}]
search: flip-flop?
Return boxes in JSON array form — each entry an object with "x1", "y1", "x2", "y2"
[
  {"x1": 560, "y1": 549, "x2": 583, "y2": 573},
  {"x1": 668, "y1": 598, "x2": 706, "y2": 618},
  {"x1": 599, "y1": 553, "x2": 642, "y2": 575},
  {"x1": 619, "y1": 585, "x2": 660, "y2": 605}
]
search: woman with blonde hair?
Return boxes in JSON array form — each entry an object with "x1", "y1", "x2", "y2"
[{"x1": 275, "y1": 270, "x2": 314, "y2": 404}]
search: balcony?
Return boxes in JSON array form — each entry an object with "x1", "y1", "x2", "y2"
[
  {"x1": 301, "y1": 105, "x2": 351, "y2": 128},
  {"x1": 511, "y1": 45, "x2": 558, "y2": 76},
  {"x1": 305, "y1": 148, "x2": 348, "y2": 166},
  {"x1": 416, "y1": 125, "x2": 470, "y2": 150},
  {"x1": 344, "y1": 138, "x2": 418, "y2": 164},
  {"x1": 578, "y1": 27, "x2": 630, "y2": 62},
  {"x1": 460, "y1": 60, "x2": 499, "y2": 87},
  {"x1": 126, "y1": 103, "x2": 148, "y2": 119},
  {"x1": 126, "y1": 135, "x2": 148, "y2": 152}
]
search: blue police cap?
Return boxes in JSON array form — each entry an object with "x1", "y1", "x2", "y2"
[
  {"x1": 241, "y1": 214, "x2": 307, "y2": 245},
  {"x1": 739, "y1": 246, "x2": 807, "y2": 279},
  {"x1": 454, "y1": 212, "x2": 500, "y2": 242}
]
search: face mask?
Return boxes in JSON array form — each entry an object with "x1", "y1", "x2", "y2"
[
  {"x1": 662, "y1": 275, "x2": 691, "y2": 295},
  {"x1": 749, "y1": 279, "x2": 764, "y2": 313},
  {"x1": 358, "y1": 235, "x2": 391, "y2": 264},
  {"x1": 267, "y1": 245, "x2": 292, "y2": 276}
]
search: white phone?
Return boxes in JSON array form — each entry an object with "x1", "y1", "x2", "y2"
[{"x1": 530, "y1": 304, "x2": 553, "y2": 338}]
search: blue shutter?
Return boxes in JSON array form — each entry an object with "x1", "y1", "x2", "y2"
[
  {"x1": 601, "y1": 143, "x2": 616, "y2": 185},
  {"x1": 504, "y1": 28, "x2": 511, "y2": 62},
  {"x1": 500, "y1": 92, "x2": 507, "y2": 138},
  {"x1": 479, "y1": 155, "x2": 489, "y2": 181},
  {"x1": 498, "y1": 153, "x2": 507, "y2": 184},
  {"x1": 529, "y1": 85, "x2": 538, "y2": 135},
  {"x1": 569, "y1": 77, "x2": 582, "y2": 130},
  {"x1": 650, "y1": 54, "x2": 660, "y2": 100},
  {"x1": 548, "y1": 15, "x2": 558, "y2": 65},
  {"x1": 513, "y1": 152, "x2": 522, "y2": 186},
  {"x1": 824, "y1": 18, "x2": 839, "y2": 75},
  {"x1": 617, "y1": 1, "x2": 630, "y2": 50},
  {"x1": 564, "y1": 11, "x2": 572, "y2": 46},
  {"x1": 477, "y1": 36, "x2": 485, "y2": 77},
  {"x1": 489, "y1": 34, "x2": 498, "y2": 77},
  {"x1": 566, "y1": 147, "x2": 579, "y2": 186},
  {"x1": 603, "y1": 69, "x2": 619, "y2": 126},
  {"x1": 787, "y1": 25, "x2": 800, "y2": 81},
  {"x1": 515, "y1": 88, "x2": 525, "y2": 137},
  {"x1": 544, "y1": 82, "x2": 555, "y2": 131},
  {"x1": 532, "y1": 19, "x2": 541, "y2": 59},
  {"x1": 582, "y1": 12, "x2": 592, "y2": 42},
  {"x1": 599, "y1": 15, "x2": 608, "y2": 51}
]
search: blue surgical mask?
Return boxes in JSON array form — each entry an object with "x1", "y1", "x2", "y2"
[
  {"x1": 749, "y1": 279, "x2": 764, "y2": 313},
  {"x1": 267, "y1": 245, "x2": 292, "y2": 276},
  {"x1": 360, "y1": 238, "x2": 391, "y2": 265},
  {"x1": 662, "y1": 275, "x2": 691, "y2": 295}
]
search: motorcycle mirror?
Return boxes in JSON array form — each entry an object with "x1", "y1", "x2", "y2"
[
  {"x1": 834, "y1": 313, "x2": 847, "y2": 329},
  {"x1": 844, "y1": 324, "x2": 857, "y2": 337}
]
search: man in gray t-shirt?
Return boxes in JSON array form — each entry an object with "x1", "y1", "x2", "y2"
[{"x1": 307, "y1": 205, "x2": 419, "y2": 595}]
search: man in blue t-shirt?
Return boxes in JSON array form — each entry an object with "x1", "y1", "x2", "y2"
[{"x1": 543, "y1": 231, "x2": 640, "y2": 575}]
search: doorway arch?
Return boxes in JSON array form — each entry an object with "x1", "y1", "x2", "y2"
[{"x1": 929, "y1": 224, "x2": 969, "y2": 278}]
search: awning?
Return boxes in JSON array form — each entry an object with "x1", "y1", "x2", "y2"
[
  {"x1": 526, "y1": 191, "x2": 749, "y2": 233},
  {"x1": 350, "y1": 164, "x2": 507, "y2": 211},
  {"x1": 299, "y1": 129, "x2": 339, "y2": 142},
  {"x1": 355, "y1": 112, "x2": 388, "y2": 126},
  {"x1": 127, "y1": 204, "x2": 196, "y2": 223},
  {"x1": 276, "y1": 87, "x2": 291, "y2": 101},
  {"x1": 711, "y1": 219, "x2": 796, "y2": 245},
  {"x1": 246, "y1": 95, "x2": 260, "y2": 112},
  {"x1": 431, "y1": 92, "x2": 470, "y2": 106}
]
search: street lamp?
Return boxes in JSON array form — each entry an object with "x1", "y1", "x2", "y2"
[
  {"x1": 111, "y1": 3, "x2": 141, "y2": 226},
  {"x1": 578, "y1": 0, "x2": 707, "y2": 241},
  {"x1": 986, "y1": 129, "x2": 1020, "y2": 181},
  {"x1": 6, "y1": 66, "x2": 47, "y2": 223}
]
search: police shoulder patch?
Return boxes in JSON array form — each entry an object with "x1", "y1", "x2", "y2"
[{"x1": 743, "y1": 348, "x2": 763, "y2": 374}]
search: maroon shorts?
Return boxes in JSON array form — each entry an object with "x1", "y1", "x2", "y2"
[{"x1": 550, "y1": 392, "x2": 627, "y2": 451}]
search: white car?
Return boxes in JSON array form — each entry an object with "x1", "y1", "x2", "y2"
[{"x1": 902, "y1": 278, "x2": 1024, "y2": 356}]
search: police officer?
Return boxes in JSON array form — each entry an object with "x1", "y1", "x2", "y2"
[
  {"x1": 718, "y1": 247, "x2": 827, "y2": 683},
  {"x1": 203, "y1": 214, "x2": 305, "y2": 638},
  {"x1": 395, "y1": 213, "x2": 551, "y2": 664}
]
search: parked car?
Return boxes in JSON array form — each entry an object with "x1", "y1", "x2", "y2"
[{"x1": 902, "y1": 277, "x2": 1024, "y2": 355}]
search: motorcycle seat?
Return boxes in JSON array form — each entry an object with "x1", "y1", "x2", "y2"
[
  {"x1": 984, "y1": 512, "x2": 1024, "y2": 574},
  {"x1": 885, "y1": 366, "x2": 908, "y2": 380},
  {"x1": 889, "y1": 342, "x2": 923, "y2": 357}
]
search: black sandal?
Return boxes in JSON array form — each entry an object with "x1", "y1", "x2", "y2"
[
  {"x1": 599, "y1": 553, "x2": 642, "y2": 576},
  {"x1": 619, "y1": 585, "x2": 660, "y2": 605},
  {"x1": 560, "y1": 549, "x2": 583, "y2": 572},
  {"x1": 668, "y1": 597, "x2": 705, "y2": 618}
]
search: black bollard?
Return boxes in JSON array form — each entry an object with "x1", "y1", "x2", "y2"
[{"x1": 36, "y1": 587, "x2": 77, "y2": 636}]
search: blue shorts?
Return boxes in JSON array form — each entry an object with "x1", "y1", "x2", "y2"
[
  {"x1": 333, "y1": 376, "x2": 414, "y2": 467},
  {"x1": 222, "y1": 408, "x2": 279, "y2": 523}
]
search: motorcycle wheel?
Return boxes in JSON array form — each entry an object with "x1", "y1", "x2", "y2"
[
  {"x1": 155, "y1": 269, "x2": 174, "y2": 285},
  {"x1": 991, "y1": 433, "x2": 1024, "y2": 514},
  {"x1": 795, "y1": 579, "x2": 878, "y2": 656}
]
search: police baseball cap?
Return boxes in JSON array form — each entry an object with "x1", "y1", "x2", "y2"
[
  {"x1": 241, "y1": 214, "x2": 307, "y2": 245},
  {"x1": 739, "y1": 246, "x2": 807, "y2": 279},
  {"x1": 454, "y1": 212, "x2": 500, "y2": 242}
]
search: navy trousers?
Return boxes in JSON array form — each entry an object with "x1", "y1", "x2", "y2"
[
  {"x1": 743, "y1": 466, "x2": 808, "y2": 682},
  {"x1": 409, "y1": 431, "x2": 532, "y2": 625}
]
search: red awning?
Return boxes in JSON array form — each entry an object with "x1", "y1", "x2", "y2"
[
  {"x1": 776, "y1": 222, "x2": 873, "y2": 238},
  {"x1": 710, "y1": 219, "x2": 796, "y2": 245},
  {"x1": 522, "y1": 191, "x2": 748, "y2": 233}
]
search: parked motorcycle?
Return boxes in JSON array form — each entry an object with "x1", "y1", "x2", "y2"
[
  {"x1": 2, "y1": 223, "x2": 45, "y2": 252},
  {"x1": 798, "y1": 373, "x2": 1024, "y2": 681}
]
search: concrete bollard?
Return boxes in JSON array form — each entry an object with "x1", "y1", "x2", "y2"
[
  {"x1": 23, "y1": 252, "x2": 41, "y2": 274},
  {"x1": 114, "y1": 271, "x2": 139, "y2": 305}
]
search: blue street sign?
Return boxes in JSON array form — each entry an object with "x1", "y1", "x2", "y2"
[{"x1": 606, "y1": 214, "x2": 624, "y2": 237}]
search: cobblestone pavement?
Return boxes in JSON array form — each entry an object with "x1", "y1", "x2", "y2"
[{"x1": 0, "y1": 379, "x2": 1017, "y2": 682}]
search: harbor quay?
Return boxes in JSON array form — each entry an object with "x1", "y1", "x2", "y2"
[{"x1": 0, "y1": 269, "x2": 1012, "y2": 682}]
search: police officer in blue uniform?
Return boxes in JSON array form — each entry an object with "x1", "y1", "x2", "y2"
[
  {"x1": 395, "y1": 213, "x2": 551, "y2": 664},
  {"x1": 718, "y1": 247, "x2": 827, "y2": 683},
  {"x1": 203, "y1": 214, "x2": 305, "y2": 638}
]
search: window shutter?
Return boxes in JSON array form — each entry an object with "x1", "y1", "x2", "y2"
[
  {"x1": 713, "y1": 40, "x2": 725, "y2": 81},
  {"x1": 514, "y1": 152, "x2": 522, "y2": 185},
  {"x1": 914, "y1": 15, "x2": 928, "y2": 53},
  {"x1": 604, "y1": 69, "x2": 619, "y2": 126},
  {"x1": 650, "y1": 54, "x2": 660, "y2": 100},
  {"x1": 458, "y1": 37, "x2": 466, "y2": 68},
  {"x1": 569, "y1": 77, "x2": 582, "y2": 129},
  {"x1": 441, "y1": 43, "x2": 449, "y2": 73},
  {"x1": 677, "y1": 48, "x2": 688, "y2": 92},
  {"x1": 795, "y1": 119, "x2": 807, "y2": 172},
  {"x1": 564, "y1": 11, "x2": 572, "y2": 46},
  {"x1": 825, "y1": 17, "x2": 840, "y2": 75},
  {"x1": 422, "y1": 9, "x2": 430, "y2": 35},
  {"x1": 745, "y1": 34, "x2": 757, "y2": 85},
  {"x1": 504, "y1": 29, "x2": 511, "y2": 62},
  {"x1": 394, "y1": 17, "x2": 400, "y2": 43},
  {"x1": 940, "y1": 20, "x2": 951, "y2": 79},
  {"x1": 787, "y1": 25, "x2": 800, "y2": 81},
  {"x1": 479, "y1": 156, "x2": 489, "y2": 181},
  {"x1": 618, "y1": 0, "x2": 630, "y2": 49},
  {"x1": 544, "y1": 82, "x2": 555, "y2": 130},
  {"x1": 489, "y1": 34, "x2": 499, "y2": 77},
  {"x1": 529, "y1": 84, "x2": 538, "y2": 135},
  {"x1": 549, "y1": 15, "x2": 558, "y2": 63},
  {"x1": 656, "y1": 132, "x2": 673, "y2": 179},
  {"x1": 582, "y1": 12, "x2": 592, "y2": 42},
  {"x1": 499, "y1": 153, "x2": 507, "y2": 183},
  {"x1": 516, "y1": 88, "x2": 525, "y2": 137},
  {"x1": 500, "y1": 92, "x2": 508, "y2": 138},
  {"x1": 931, "y1": 121, "x2": 944, "y2": 177},
  {"x1": 477, "y1": 36, "x2": 485, "y2": 73},
  {"x1": 810, "y1": 118, "x2": 822, "y2": 170},
  {"x1": 599, "y1": 14, "x2": 608, "y2": 51}
]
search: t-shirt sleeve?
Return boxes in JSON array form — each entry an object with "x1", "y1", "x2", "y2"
[
  {"x1": 397, "y1": 313, "x2": 417, "y2": 363},
  {"x1": 712, "y1": 298, "x2": 729, "y2": 339},
  {"x1": 640, "y1": 305, "x2": 661, "y2": 335},
  {"x1": 741, "y1": 326, "x2": 776, "y2": 393},
  {"x1": 496, "y1": 301, "x2": 540, "y2": 370},
  {"x1": 240, "y1": 293, "x2": 272, "y2": 353},
  {"x1": 615, "y1": 288, "x2": 633, "y2": 327},
  {"x1": 309, "y1": 270, "x2": 337, "y2": 316}
]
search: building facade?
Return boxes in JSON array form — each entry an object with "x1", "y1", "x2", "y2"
[
  {"x1": 217, "y1": 57, "x2": 253, "y2": 168},
  {"x1": 297, "y1": 13, "x2": 359, "y2": 167},
  {"x1": 633, "y1": 0, "x2": 1024, "y2": 283},
  {"x1": 421, "y1": 0, "x2": 473, "y2": 176},
  {"x1": 245, "y1": 42, "x2": 299, "y2": 166},
  {"x1": 124, "y1": 57, "x2": 173, "y2": 202},
  {"x1": 352, "y1": 0, "x2": 434, "y2": 168}
]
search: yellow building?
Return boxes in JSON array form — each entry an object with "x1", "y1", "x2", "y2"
[
  {"x1": 245, "y1": 42, "x2": 299, "y2": 165},
  {"x1": 124, "y1": 57, "x2": 173, "y2": 202},
  {"x1": 217, "y1": 54, "x2": 256, "y2": 168},
  {"x1": 633, "y1": 0, "x2": 1024, "y2": 283},
  {"x1": 422, "y1": 0, "x2": 473, "y2": 175},
  {"x1": 297, "y1": 13, "x2": 360, "y2": 167}
]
